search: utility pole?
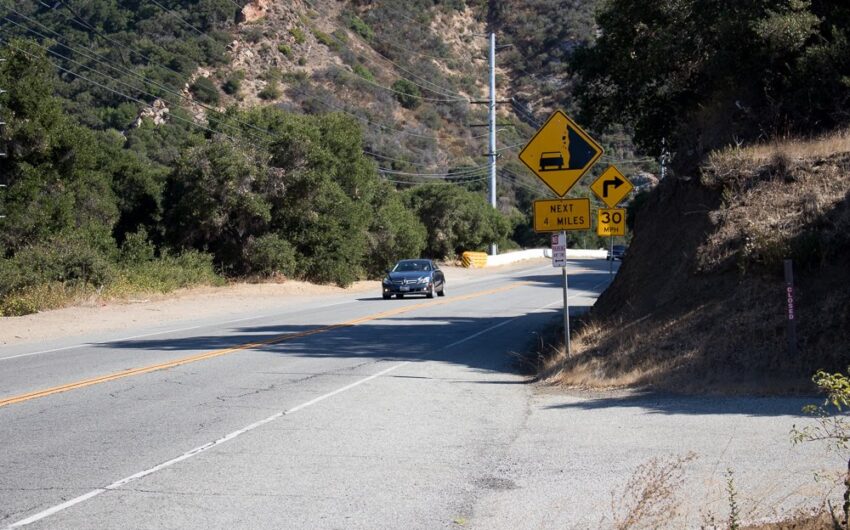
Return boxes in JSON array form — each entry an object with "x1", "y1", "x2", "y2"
[
  {"x1": 1, "y1": 58, "x2": 7, "y2": 221},
  {"x1": 660, "y1": 137, "x2": 668, "y2": 180},
  {"x1": 488, "y1": 31, "x2": 497, "y2": 255}
]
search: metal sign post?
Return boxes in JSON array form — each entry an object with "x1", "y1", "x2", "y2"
[
  {"x1": 561, "y1": 231, "x2": 571, "y2": 356},
  {"x1": 609, "y1": 236, "x2": 614, "y2": 276}
]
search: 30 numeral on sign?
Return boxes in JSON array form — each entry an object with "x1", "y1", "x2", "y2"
[{"x1": 596, "y1": 208, "x2": 626, "y2": 237}]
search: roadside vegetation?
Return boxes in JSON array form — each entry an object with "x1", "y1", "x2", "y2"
[{"x1": 0, "y1": 42, "x2": 512, "y2": 316}]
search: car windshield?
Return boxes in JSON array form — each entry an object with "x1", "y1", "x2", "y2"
[{"x1": 393, "y1": 261, "x2": 431, "y2": 272}]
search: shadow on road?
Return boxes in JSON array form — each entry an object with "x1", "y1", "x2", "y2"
[{"x1": 542, "y1": 390, "x2": 814, "y2": 417}]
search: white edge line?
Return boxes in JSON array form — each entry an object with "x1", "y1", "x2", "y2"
[{"x1": 6, "y1": 275, "x2": 610, "y2": 528}]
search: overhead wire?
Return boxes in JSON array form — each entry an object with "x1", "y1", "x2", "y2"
[
  {"x1": 0, "y1": 12, "x2": 275, "y2": 146},
  {"x1": 0, "y1": 24, "x2": 274, "y2": 149},
  {"x1": 8, "y1": 1, "x2": 499, "y2": 178},
  {"x1": 0, "y1": 38, "x2": 244, "y2": 145}
]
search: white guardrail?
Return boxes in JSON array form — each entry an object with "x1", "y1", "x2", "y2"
[{"x1": 464, "y1": 248, "x2": 608, "y2": 268}]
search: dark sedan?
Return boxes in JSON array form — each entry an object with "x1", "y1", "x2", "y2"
[
  {"x1": 607, "y1": 244, "x2": 627, "y2": 260},
  {"x1": 382, "y1": 259, "x2": 446, "y2": 299}
]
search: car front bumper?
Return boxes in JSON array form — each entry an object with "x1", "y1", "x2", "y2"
[{"x1": 383, "y1": 283, "x2": 431, "y2": 295}]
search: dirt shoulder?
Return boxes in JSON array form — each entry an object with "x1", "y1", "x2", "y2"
[{"x1": 0, "y1": 260, "x2": 548, "y2": 347}]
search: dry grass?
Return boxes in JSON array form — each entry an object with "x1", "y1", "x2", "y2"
[
  {"x1": 609, "y1": 453, "x2": 698, "y2": 529},
  {"x1": 704, "y1": 129, "x2": 850, "y2": 186}
]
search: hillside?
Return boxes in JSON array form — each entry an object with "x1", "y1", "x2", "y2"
[
  {"x1": 0, "y1": 0, "x2": 649, "y2": 315},
  {"x1": 542, "y1": 132, "x2": 850, "y2": 393}
]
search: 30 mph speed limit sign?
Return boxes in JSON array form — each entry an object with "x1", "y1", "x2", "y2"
[{"x1": 597, "y1": 208, "x2": 626, "y2": 236}]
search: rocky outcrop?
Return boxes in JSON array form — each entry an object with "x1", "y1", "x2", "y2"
[
  {"x1": 238, "y1": 0, "x2": 271, "y2": 23},
  {"x1": 133, "y1": 99, "x2": 169, "y2": 127}
]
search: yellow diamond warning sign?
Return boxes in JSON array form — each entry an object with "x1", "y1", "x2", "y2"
[
  {"x1": 590, "y1": 165, "x2": 634, "y2": 208},
  {"x1": 533, "y1": 198, "x2": 591, "y2": 232},
  {"x1": 596, "y1": 208, "x2": 626, "y2": 237},
  {"x1": 519, "y1": 110, "x2": 603, "y2": 197}
]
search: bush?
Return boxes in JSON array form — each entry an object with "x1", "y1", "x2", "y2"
[
  {"x1": 392, "y1": 79, "x2": 422, "y2": 109},
  {"x1": 258, "y1": 80, "x2": 281, "y2": 100},
  {"x1": 245, "y1": 234, "x2": 296, "y2": 277},
  {"x1": 347, "y1": 15, "x2": 374, "y2": 41},
  {"x1": 109, "y1": 249, "x2": 222, "y2": 295},
  {"x1": 244, "y1": 27, "x2": 264, "y2": 43},
  {"x1": 313, "y1": 29, "x2": 339, "y2": 50},
  {"x1": 353, "y1": 63, "x2": 374, "y2": 82},
  {"x1": 222, "y1": 71, "x2": 244, "y2": 95},
  {"x1": 404, "y1": 183, "x2": 512, "y2": 259},
  {"x1": 290, "y1": 27, "x2": 306, "y2": 44},
  {"x1": 190, "y1": 76, "x2": 220, "y2": 105},
  {"x1": 278, "y1": 43, "x2": 293, "y2": 58}
]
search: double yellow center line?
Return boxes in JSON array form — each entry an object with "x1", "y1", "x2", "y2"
[{"x1": 0, "y1": 282, "x2": 527, "y2": 408}]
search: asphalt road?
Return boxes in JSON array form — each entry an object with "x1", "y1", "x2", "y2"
[{"x1": 0, "y1": 259, "x2": 842, "y2": 529}]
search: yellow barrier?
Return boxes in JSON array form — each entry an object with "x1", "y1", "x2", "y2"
[{"x1": 461, "y1": 251, "x2": 488, "y2": 268}]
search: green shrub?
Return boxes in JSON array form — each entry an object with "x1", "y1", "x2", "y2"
[
  {"x1": 392, "y1": 79, "x2": 422, "y2": 109},
  {"x1": 110, "y1": 250, "x2": 222, "y2": 295},
  {"x1": 258, "y1": 80, "x2": 282, "y2": 100},
  {"x1": 1, "y1": 295, "x2": 39, "y2": 316},
  {"x1": 297, "y1": 57, "x2": 307, "y2": 66},
  {"x1": 120, "y1": 229, "x2": 156, "y2": 264},
  {"x1": 347, "y1": 15, "x2": 374, "y2": 41},
  {"x1": 190, "y1": 77, "x2": 220, "y2": 105},
  {"x1": 245, "y1": 234, "x2": 297, "y2": 277},
  {"x1": 290, "y1": 27, "x2": 306, "y2": 44},
  {"x1": 244, "y1": 27, "x2": 264, "y2": 43},
  {"x1": 278, "y1": 43, "x2": 293, "y2": 57},
  {"x1": 353, "y1": 63, "x2": 374, "y2": 82},
  {"x1": 313, "y1": 29, "x2": 339, "y2": 50},
  {"x1": 222, "y1": 75, "x2": 242, "y2": 95}
]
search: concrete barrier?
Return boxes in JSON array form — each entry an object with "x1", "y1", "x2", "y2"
[
  {"x1": 461, "y1": 251, "x2": 488, "y2": 268},
  {"x1": 462, "y1": 248, "x2": 609, "y2": 267},
  {"x1": 485, "y1": 249, "x2": 548, "y2": 266}
]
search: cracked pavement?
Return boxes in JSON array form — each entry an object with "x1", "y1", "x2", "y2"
[{"x1": 0, "y1": 259, "x2": 842, "y2": 528}]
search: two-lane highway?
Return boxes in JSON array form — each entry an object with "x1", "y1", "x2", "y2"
[
  {"x1": 1, "y1": 259, "x2": 611, "y2": 528},
  {"x1": 5, "y1": 258, "x2": 839, "y2": 529}
]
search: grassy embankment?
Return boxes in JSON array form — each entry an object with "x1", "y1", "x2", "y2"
[{"x1": 537, "y1": 130, "x2": 850, "y2": 393}]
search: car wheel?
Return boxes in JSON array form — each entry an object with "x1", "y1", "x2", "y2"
[
  {"x1": 396, "y1": 293, "x2": 404, "y2": 299},
  {"x1": 437, "y1": 283, "x2": 445, "y2": 297},
  {"x1": 382, "y1": 293, "x2": 391, "y2": 300},
  {"x1": 426, "y1": 285, "x2": 434, "y2": 299}
]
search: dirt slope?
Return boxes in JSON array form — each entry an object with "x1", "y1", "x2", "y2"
[{"x1": 544, "y1": 135, "x2": 850, "y2": 393}]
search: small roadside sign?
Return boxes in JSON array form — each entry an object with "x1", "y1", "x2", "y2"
[
  {"x1": 518, "y1": 110, "x2": 603, "y2": 197},
  {"x1": 551, "y1": 233, "x2": 567, "y2": 268},
  {"x1": 590, "y1": 165, "x2": 634, "y2": 208},
  {"x1": 533, "y1": 198, "x2": 591, "y2": 232},
  {"x1": 552, "y1": 249, "x2": 567, "y2": 268},
  {"x1": 597, "y1": 208, "x2": 626, "y2": 237}
]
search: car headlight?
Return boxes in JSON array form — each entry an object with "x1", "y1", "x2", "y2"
[
  {"x1": 382, "y1": 277, "x2": 391, "y2": 285},
  {"x1": 418, "y1": 276, "x2": 431, "y2": 283}
]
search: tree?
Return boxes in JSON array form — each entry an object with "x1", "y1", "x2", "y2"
[
  {"x1": 392, "y1": 79, "x2": 422, "y2": 109},
  {"x1": 404, "y1": 183, "x2": 511, "y2": 259},
  {"x1": 163, "y1": 139, "x2": 271, "y2": 273},
  {"x1": 572, "y1": 0, "x2": 850, "y2": 167}
]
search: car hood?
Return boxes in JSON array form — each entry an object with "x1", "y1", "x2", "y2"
[{"x1": 387, "y1": 271, "x2": 432, "y2": 281}]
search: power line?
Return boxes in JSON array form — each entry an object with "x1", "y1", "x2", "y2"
[
  {"x1": 1, "y1": 38, "x2": 244, "y2": 145},
  {"x1": 1, "y1": 13, "x2": 275, "y2": 146}
]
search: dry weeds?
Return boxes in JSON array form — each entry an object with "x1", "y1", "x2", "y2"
[{"x1": 609, "y1": 453, "x2": 698, "y2": 529}]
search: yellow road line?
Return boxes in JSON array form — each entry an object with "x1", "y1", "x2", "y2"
[{"x1": 0, "y1": 282, "x2": 527, "y2": 408}]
